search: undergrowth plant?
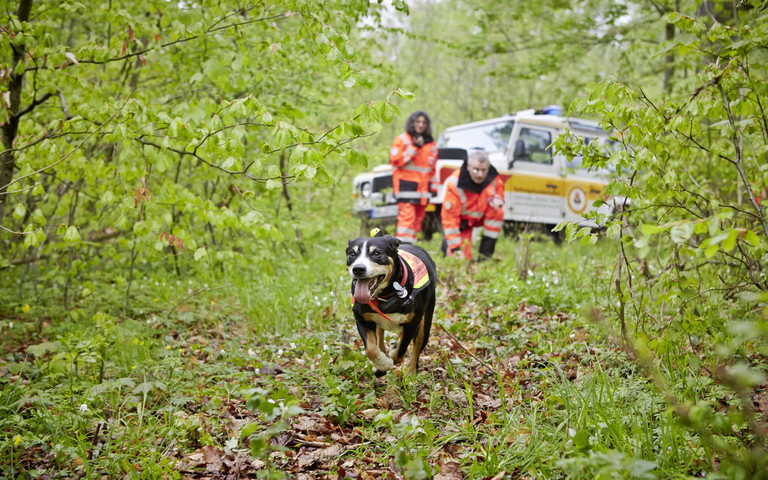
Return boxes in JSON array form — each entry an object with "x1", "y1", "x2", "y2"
[{"x1": 553, "y1": 3, "x2": 768, "y2": 477}]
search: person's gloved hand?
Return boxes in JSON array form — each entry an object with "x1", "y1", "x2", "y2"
[{"x1": 488, "y1": 195, "x2": 504, "y2": 210}]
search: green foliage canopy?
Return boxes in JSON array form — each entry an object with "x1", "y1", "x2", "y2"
[{"x1": 1, "y1": 0, "x2": 411, "y2": 308}]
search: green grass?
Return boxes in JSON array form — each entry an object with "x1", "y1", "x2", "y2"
[{"x1": 0, "y1": 230, "x2": 764, "y2": 478}]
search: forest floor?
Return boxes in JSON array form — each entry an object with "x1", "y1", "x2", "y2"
[{"x1": 0, "y1": 235, "x2": 745, "y2": 479}]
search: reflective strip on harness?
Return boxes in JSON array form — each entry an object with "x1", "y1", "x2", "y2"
[{"x1": 398, "y1": 249, "x2": 430, "y2": 290}]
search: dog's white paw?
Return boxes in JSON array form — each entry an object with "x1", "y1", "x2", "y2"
[{"x1": 372, "y1": 351, "x2": 394, "y2": 371}]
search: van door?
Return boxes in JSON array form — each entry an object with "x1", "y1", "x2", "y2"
[{"x1": 504, "y1": 125, "x2": 564, "y2": 225}]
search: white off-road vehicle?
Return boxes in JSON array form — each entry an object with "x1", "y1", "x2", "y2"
[{"x1": 352, "y1": 107, "x2": 622, "y2": 239}]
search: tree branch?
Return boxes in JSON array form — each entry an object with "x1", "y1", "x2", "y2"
[{"x1": 13, "y1": 92, "x2": 55, "y2": 119}]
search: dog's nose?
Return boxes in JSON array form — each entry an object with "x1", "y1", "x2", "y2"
[{"x1": 352, "y1": 265, "x2": 367, "y2": 276}]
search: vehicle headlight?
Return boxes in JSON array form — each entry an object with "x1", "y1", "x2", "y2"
[{"x1": 360, "y1": 182, "x2": 372, "y2": 198}]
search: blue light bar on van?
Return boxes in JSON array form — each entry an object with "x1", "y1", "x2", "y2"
[{"x1": 542, "y1": 105, "x2": 562, "y2": 115}]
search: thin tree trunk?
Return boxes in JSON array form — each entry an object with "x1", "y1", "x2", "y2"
[
  {"x1": 663, "y1": 22, "x2": 675, "y2": 94},
  {"x1": 0, "y1": 0, "x2": 34, "y2": 226},
  {"x1": 279, "y1": 152, "x2": 307, "y2": 257}
]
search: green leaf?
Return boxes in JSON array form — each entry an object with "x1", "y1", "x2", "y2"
[
  {"x1": 31, "y1": 209, "x2": 46, "y2": 226},
  {"x1": 23, "y1": 228, "x2": 46, "y2": 249},
  {"x1": 12, "y1": 203, "x2": 26, "y2": 220},
  {"x1": 220, "y1": 156, "x2": 239, "y2": 170},
  {"x1": 722, "y1": 229, "x2": 738, "y2": 252},
  {"x1": 606, "y1": 223, "x2": 621, "y2": 239},
  {"x1": 133, "y1": 222, "x2": 149, "y2": 237},
  {"x1": 382, "y1": 102, "x2": 397, "y2": 123},
  {"x1": 639, "y1": 224, "x2": 665, "y2": 236},
  {"x1": 347, "y1": 121, "x2": 365, "y2": 136},
  {"x1": 315, "y1": 167, "x2": 331, "y2": 185},
  {"x1": 63, "y1": 225, "x2": 81, "y2": 242},
  {"x1": 194, "y1": 247, "x2": 207, "y2": 261},
  {"x1": 346, "y1": 149, "x2": 368, "y2": 168},
  {"x1": 392, "y1": 0, "x2": 409, "y2": 14},
  {"x1": 394, "y1": 88, "x2": 415, "y2": 101},
  {"x1": 744, "y1": 230, "x2": 760, "y2": 247},
  {"x1": 27, "y1": 341, "x2": 63, "y2": 357},
  {"x1": 266, "y1": 179, "x2": 282, "y2": 190},
  {"x1": 240, "y1": 421, "x2": 261, "y2": 439},
  {"x1": 670, "y1": 222, "x2": 693, "y2": 244}
]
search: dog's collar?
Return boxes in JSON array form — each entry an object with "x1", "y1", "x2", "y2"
[{"x1": 377, "y1": 256, "x2": 409, "y2": 301}]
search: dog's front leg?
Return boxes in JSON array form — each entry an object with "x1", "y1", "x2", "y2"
[{"x1": 356, "y1": 317, "x2": 393, "y2": 376}]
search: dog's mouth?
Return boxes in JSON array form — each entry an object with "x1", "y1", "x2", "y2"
[{"x1": 352, "y1": 275, "x2": 386, "y2": 304}]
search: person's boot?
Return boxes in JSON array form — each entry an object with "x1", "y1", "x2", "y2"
[{"x1": 478, "y1": 235, "x2": 496, "y2": 260}]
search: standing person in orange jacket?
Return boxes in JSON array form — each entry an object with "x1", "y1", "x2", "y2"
[
  {"x1": 389, "y1": 111, "x2": 439, "y2": 243},
  {"x1": 441, "y1": 150, "x2": 505, "y2": 260}
]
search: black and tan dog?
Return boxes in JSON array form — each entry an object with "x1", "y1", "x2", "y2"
[{"x1": 346, "y1": 233, "x2": 437, "y2": 376}]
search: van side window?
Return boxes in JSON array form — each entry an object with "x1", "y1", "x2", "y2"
[
  {"x1": 514, "y1": 128, "x2": 552, "y2": 165},
  {"x1": 437, "y1": 120, "x2": 515, "y2": 153}
]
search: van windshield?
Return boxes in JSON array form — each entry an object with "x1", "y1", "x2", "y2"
[{"x1": 437, "y1": 120, "x2": 515, "y2": 153}]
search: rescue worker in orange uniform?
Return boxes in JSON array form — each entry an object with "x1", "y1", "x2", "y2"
[
  {"x1": 441, "y1": 150, "x2": 504, "y2": 260},
  {"x1": 389, "y1": 111, "x2": 439, "y2": 243}
]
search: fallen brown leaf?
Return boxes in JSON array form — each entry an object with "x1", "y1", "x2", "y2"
[
  {"x1": 434, "y1": 458, "x2": 463, "y2": 479},
  {"x1": 296, "y1": 444, "x2": 343, "y2": 470}
]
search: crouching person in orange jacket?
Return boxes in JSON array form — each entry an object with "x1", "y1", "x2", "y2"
[
  {"x1": 389, "y1": 111, "x2": 439, "y2": 243},
  {"x1": 441, "y1": 150, "x2": 504, "y2": 260}
]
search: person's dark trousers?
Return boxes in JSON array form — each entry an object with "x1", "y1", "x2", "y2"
[{"x1": 478, "y1": 235, "x2": 496, "y2": 260}]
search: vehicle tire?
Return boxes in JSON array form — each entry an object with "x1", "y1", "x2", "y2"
[
  {"x1": 503, "y1": 221, "x2": 522, "y2": 238},
  {"x1": 547, "y1": 224, "x2": 565, "y2": 244}
]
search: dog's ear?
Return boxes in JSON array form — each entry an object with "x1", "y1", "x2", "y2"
[{"x1": 383, "y1": 235, "x2": 401, "y2": 256}]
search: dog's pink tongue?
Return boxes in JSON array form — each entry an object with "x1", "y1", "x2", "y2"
[{"x1": 353, "y1": 278, "x2": 374, "y2": 304}]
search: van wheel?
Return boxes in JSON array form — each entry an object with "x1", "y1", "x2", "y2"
[
  {"x1": 547, "y1": 225, "x2": 565, "y2": 244},
  {"x1": 503, "y1": 221, "x2": 523, "y2": 238}
]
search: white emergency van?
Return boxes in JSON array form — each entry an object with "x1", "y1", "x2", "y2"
[{"x1": 352, "y1": 108, "x2": 623, "y2": 238}]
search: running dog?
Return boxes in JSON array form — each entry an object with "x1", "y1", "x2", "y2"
[{"x1": 346, "y1": 233, "x2": 437, "y2": 376}]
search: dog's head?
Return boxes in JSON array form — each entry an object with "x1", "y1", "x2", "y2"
[{"x1": 346, "y1": 234, "x2": 400, "y2": 304}]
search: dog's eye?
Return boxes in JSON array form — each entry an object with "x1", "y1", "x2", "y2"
[
  {"x1": 371, "y1": 250, "x2": 381, "y2": 258},
  {"x1": 347, "y1": 250, "x2": 356, "y2": 257}
]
